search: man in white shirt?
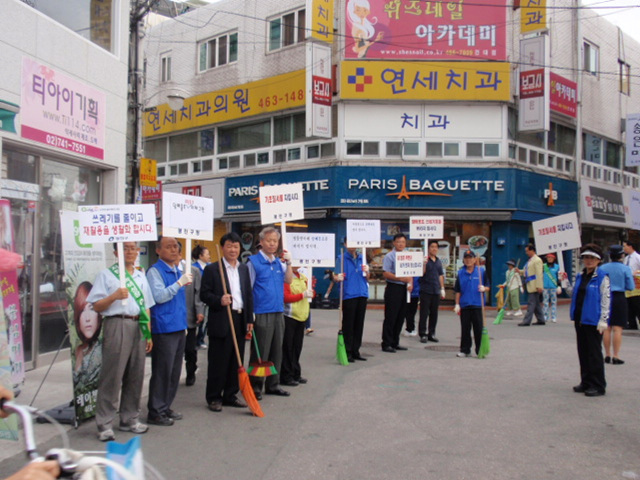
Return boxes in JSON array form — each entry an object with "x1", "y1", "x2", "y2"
[{"x1": 623, "y1": 241, "x2": 640, "y2": 329}]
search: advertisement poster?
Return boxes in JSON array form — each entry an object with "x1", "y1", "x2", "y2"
[
  {"x1": 60, "y1": 210, "x2": 106, "y2": 422},
  {"x1": 0, "y1": 294, "x2": 19, "y2": 441}
]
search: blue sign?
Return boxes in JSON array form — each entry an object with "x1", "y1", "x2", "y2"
[{"x1": 225, "y1": 167, "x2": 577, "y2": 215}]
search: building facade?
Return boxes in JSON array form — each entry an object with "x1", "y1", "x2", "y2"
[
  {"x1": 142, "y1": 0, "x2": 640, "y2": 299},
  {"x1": 0, "y1": 0, "x2": 130, "y2": 368}
]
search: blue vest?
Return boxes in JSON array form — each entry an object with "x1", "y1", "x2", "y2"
[
  {"x1": 250, "y1": 253, "x2": 285, "y2": 314},
  {"x1": 149, "y1": 260, "x2": 187, "y2": 333},
  {"x1": 339, "y1": 253, "x2": 369, "y2": 300},
  {"x1": 570, "y1": 267, "x2": 607, "y2": 326}
]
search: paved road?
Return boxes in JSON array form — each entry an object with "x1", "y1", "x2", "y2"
[{"x1": 2, "y1": 305, "x2": 640, "y2": 479}]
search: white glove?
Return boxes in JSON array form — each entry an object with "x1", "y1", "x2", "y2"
[
  {"x1": 282, "y1": 250, "x2": 292, "y2": 263},
  {"x1": 597, "y1": 320, "x2": 608, "y2": 334},
  {"x1": 440, "y1": 288, "x2": 446, "y2": 299},
  {"x1": 177, "y1": 272, "x2": 193, "y2": 287},
  {"x1": 520, "y1": 286, "x2": 524, "y2": 294},
  {"x1": 556, "y1": 286, "x2": 562, "y2": 295},
  {"x1": 334, "y1": 273, "x2": 344, "y2": 282},
  {"x1": 305, "y1": 289, "x2": 314, "y2": 299},
  {"x1": 454, "y1": 304, "x2": 461, "y2": 315},
  {"x1": 362, "y1": 264, "x2": 369, "y2": 273},
  {"x1": 324, "y1": 293, "x2": 329, "y2": 299},
  {"x1": 478, "y1": 285, "x2": 486, "y2": 293}
]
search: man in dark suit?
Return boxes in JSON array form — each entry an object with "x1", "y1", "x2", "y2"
[{"x1": 200, "y1": 232, "x2": 254, "y2": 412}]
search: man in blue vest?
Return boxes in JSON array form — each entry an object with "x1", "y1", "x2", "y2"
[
  {"x1": 248, "y1": 226, "x2": 293, "y2": 398},
  {"x1": 146, "y1": 236, "x2": 192, "y2": 426}
]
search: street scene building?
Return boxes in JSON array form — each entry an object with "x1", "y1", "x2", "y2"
[{"x1": 142, "y1": 0, "x2": 640, "y2": 299}]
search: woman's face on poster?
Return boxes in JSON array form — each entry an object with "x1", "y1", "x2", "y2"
[{"x1": 79, "y1": 304, "x2": 100, "y2": 340}]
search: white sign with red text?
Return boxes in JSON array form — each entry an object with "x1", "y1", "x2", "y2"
[
  {"x1": 532, "y1": 212, "x2": 581, "y2": 255},
  {"x1": 259, "y1": 183, "x2": 305, "y2": 225},
  {"x1": 162, "y1": 191, "x2": 214, "y2": 241},
  {"x1": 395, "y1": 250, "x2": 424, "y2": 277},
  {"x1": 346, "y1": 219, "x2": 381, "y2": 248},
  {"x1": 409, "y1": 216, "x2": 444, "y2": 239},
  {"x1": 78, "y1": 204, "x2": 157, "y2": 244}
]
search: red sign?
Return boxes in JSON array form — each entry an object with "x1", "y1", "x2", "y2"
[
  {"x1": 182, "y1": 185, "x2": 202, "y2": 196},
  {"x1": 312, "y1": 76, "x2": 332, "y2": 106},
  {"x1": 520, "y1": 69, "x2": 544, "y2": 99},
  {"x1": 550, "y1": 72, "x2": 577, "y2": 118},
  {"x1": 344, "y1": 0, "x2": 507, "y2": 61},
  {"x1": 141, "y1": 181, "x2": 162, "y2": 201}
]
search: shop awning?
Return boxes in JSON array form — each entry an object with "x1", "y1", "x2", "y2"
[
  {"x1": 221, "y1": 209, "x2": 328, "y2": 222},
  {"x1": 338, "y1": 209, "x2": 514, "y2": 221}
]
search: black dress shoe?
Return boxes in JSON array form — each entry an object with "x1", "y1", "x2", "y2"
[
  {"x1": 420, "y1": 336, "x2": 428, "y2": 344},
  {"x1": 253, "y1": 391, "x2": 263, "y2": 401},
  {"x1": 186, "y1": 375, "x2": 195, "y2": 386},
  {"x1": 208, "y1": 401, "x2": 222, "y2": 412},
  {"x1": 604, "y1": 356, "x2": 611, "y2": 364},
  {"x1": 584, "y1": 389, "x2": 605, "y2": 397},
  {"x1": 222, "y1": 397, "x2": 247, "y2": 408},
  {"x1": 428, "y1": 336, "x2": 439, "y2": 343},
  {"x1": 352, "y1": 354, "x2": 367, "y2": 361},
  {"x1": 166, "y1": 409, "x2": 183, "y2": 420},
  {"x1": 382, "y1": 346, "x2": 396, "y2": 353},
  {"x1": 296, "y1": 377, "x2": 308, "y2": 384},
  {"x1": 394, "y1": 345, "x2": 408, "y2": 351},
  {"x1": 533, "y1": 322, "x2": 546, "y2": 325},
  {"x1": 347, "y1": 356, "x2": 355, "y2": 363},
  {"x1": 280, "y1": 379, "x2": 299, "y2": 386},
  {"x1": 612, "y1": 358, "x2": 625, "y2": 365},
  {"x1": 517, "y1": 322, "x2": 530, "y2": 326},
  {"x1": 265, "y1": 388, "x2": 290, "y2": 396},
  {"x1": 147, "y1": 414, "x2": 174, "y2": 426},
  {"x1": 573, "y1": 384, "x2": 587, "y2": 393}
]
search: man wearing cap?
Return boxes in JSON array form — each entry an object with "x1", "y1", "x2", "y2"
[
  {"x1": 623, "y1": 241, "x2": 640, "y2": 330},
  {"x1": 453, "y1": 250, "x2": 489, "y2": 357},
  {"x1": 518, "y1": 244, "x2": 545, "y2": 326}
]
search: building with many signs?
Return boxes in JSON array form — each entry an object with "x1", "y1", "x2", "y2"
[
  {"x1": 0, "y1": 1, "x2": 131, "y2": 368},
  {"x1": 142, "y1": 0, "x2": 640, "y2": 300}
]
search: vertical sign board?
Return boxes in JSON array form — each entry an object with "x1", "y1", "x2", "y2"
[
  {"x1": 519, "y1": 36, "x2": 549, "y2": 132},
  {"x1": 286, "y1": 233, "x2": 335, "y2": 267},
  {"x1": 626, "y1": 113, "x2": 640, "y2": 167},
  {"x1": 629, "y1": 190, "x2": 640, "y2": 231},
  {"x1": 306, "y1": 42, "x2": 332, "y2": 138},
  {"x1": 0, "y1": 293, "x2": 18, "y2": 440},
  {"x1": 139, "y1": 158, "x2": 157, "y2": 188},
  {"x1": 306, "y1": 0, "x2": 334, "y2": 43},
  {"x1": 521, "y1": 0, "x2": 547, "y2": 34},
  {"x1": 346, "y1": 220, "x2": 381, "y2": 248}
]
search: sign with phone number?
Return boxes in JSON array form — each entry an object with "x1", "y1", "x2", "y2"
[{"x1": 144, "y1": 70, "x2": 306, "y2": 137}]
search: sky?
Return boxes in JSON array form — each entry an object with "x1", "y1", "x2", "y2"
[{"x1": 582, "y1": 0, "x2": 640, "y2": 43}]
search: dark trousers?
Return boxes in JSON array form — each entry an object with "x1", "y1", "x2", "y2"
[
  {"x1": 281, "y1": 315, "x2": 305, "y2": 383},
  {"x1": 148, "y1": 330, "x2": 185, "y2": 418},
  {"x1": 419, "y1": 293, "x2": 441, "y2": 337},
  {"x1": 522, "y1": 291, "x2": 545, "y2": 325},
  {"x1": 342, "y1": 296, "x2": 368, "y2": 357},
  {"x1": 382, "y1": 282, "x2": 408, "y2": 349},
  {"x1": 205, "y1": 312, "x2": 245, "y2": 403},
  {"x1": 574, "y1": 322, "x2": 606, "y2": 393},
  {"x1": 626, "y1": 295, "x2": 640, "y2": 329},
  {"x1": 184, "y1": 327, "x2": 198, "y2": 377},
  {"x1": 460, "y1": 308, "x2": 483, "y2": 355},
  {"x1": 250, "y1": 313, "x2": 284, "y2": 393},
  {"x1": 404, "y1": 297, "x2": 419, "y2": 332}
]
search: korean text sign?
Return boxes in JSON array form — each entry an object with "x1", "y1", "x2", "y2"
[
  {"x1": 346, "y1": 219, "x2": 381, "y2": 248},
  {"x1": 286, "y1": 233, "x2": 336, "y2": 267},
  {"x1": 341, "y1": 61, "x2": 510, "y2": 101},
  {"x1": 532, "y1": 212, "x2": 581, "y2": 255},
  {"x1": 78, "y1": 204, "x2": 157, "y2": 244},
  {"x1": 550, "y1": 73, "x2": 577, "y2": 118},
  {"x1": 410, "y1": 216, "x2": 444, "y2": 239},
  {"x1": 307, "y1": 0, "x2": 334, "y2": 43},
  {"x1": 344, "y1": 0, "x2": 506, "y2": 60},
  {"x1": 162, "y1": 191, "x2": 214, "y2": 241},
  {"x1": 626, "y1": 113, "x2": 640, "y2": 167},
  {"x1": 395, "y1": 251, "x2": 425, "y2": 277},
  {"x1": 259, "y1": 183, "x2": 305, "y2": 225},
  {"x1": 21, "y1": 57, "x2": 106, "y2": 160},
  {"x1": 521, "y1": 0, "x2": 547, "y2": 34}
]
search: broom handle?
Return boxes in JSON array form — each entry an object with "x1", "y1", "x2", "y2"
[
  {"x1": 477, "y1": 258, "x2": 486, "y2": 327},
  {"x1": 215, "y1": 245, "x2": 243, "y2": 367},
  {"x1": 339, "y1": 248, "x2": 344, "y2": 329},
  {"x1": 252, "y1": 329, "x2": 265, "y2": 363}
]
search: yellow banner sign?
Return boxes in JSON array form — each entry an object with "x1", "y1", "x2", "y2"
[
  {"x1": 341, "y1": 61, "x2": 511, "y2": 101},
  {"x1": 521, "y1": 0, "x2": 547, "y2": 34},
  {"x1": 143, "y1": 70, "x2": 306, "y2": 137},
  {"x1": 308, "y1": 0, "x2": 334, "y2": 43},
  {"x1": 139, "y1": 157, "x2": 157, "y2": 187}
]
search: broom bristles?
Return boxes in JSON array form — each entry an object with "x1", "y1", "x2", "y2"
[
  {"x1": 238, "y1": 367, "x2": 264, "y2": 417},
  {"x1": 493, "y1": 308, "x2": 505, "y2": 325},
  {"x1": 336, "y1": 331, "x2": 349, "y2": 366},
  {"x1": 478, "y1": 327, "x2": 491, "y2": 359}
]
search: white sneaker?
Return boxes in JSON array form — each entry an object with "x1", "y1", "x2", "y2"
[
  {"x1": 402, "y1": 330, "x2": 412, "y2": 337},
  {"x1": 456, "y1": 352, "x2": 470, "y2": 358},
  {"x1": 409, "y1": 330, "x2": 417, "y2": 337},
  {"x1": 98, "y1": 429, "x2": 115, "y2": 442},
  {"x1": 505, "y1": 310, "x2": 513, "y2": 316},
  {"x1": 552, "y1": 319, "x2": 557, "y2": 323},
  {"x1": 119, "y1": 421, "x2": 149, "y2": 434},
  {"x1": 513, "y1": 310, "x2": 523, "y2": 316}
]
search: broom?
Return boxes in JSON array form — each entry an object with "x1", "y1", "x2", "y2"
[
  {"x1": 248, "y1": 333, "x2": 278, "y2": 377},
  {"x1": 493, "y1": 259, "x2": 520, "y2": 325},
  {"x1": 477, "y1": 258, "x2": 491, "y2": 359},
  {"x1": 336, "y1": 248, "x2": 350, "y2": 366},
  {"x1": 215, "y1": 246, "x2": 263, "y2": 417}
]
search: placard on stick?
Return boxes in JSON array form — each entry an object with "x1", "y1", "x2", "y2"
[
  {"x1": 259, "y1": 183, "x2": 305, "y2": 225},
  {"x1": 409, "y1": 216, "x2": 444, "y2": 240},
  {"x1": 533, "y1": 212, "x2": 581, "y2": 288},
  {"x1": 346, "y1": 219, "x2": 380, "y2": 248},
  {"x1": 395, "y1": 251, "x2": 424, "y2": 277},
  {"x1": 286, "y1": 233, "x2": 335, "y2": 268}
]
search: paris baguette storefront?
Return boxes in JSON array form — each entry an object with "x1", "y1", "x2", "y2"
[{"x1": 223, "y1": 166, "x2": 578, "y2": 302}]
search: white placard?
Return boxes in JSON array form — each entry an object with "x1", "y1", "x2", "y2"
[
  {"x1": 409, "y1": 216, "x2": 444, "y2": 239},
  {"x1": 346, "y1": 219, "x2": 381, "y2": 248},
  {"x1": 395, "y1": 250, "x2": 424, "y2": 277},
  {"x1": 286, "y1": 232, "x2": 335, "y2": 268},
  {"x1": 626, "y1": 113, "x2": 640, "y2": 167},
  {"x1": 532, "y1": 212, "x2": 581, "y2": 255},
  {"x1": 162, "y1": 191, "x2": 214, "y2": 241},
  {"x1": 629, "y1": 190, "x2": 640, "y2": 231},
  {"x1": 78, "y1": 204, "x2": 157, "y2": 244},
  {"x1": 259, "y1": 183, "x2": 305, "y2": 225}
]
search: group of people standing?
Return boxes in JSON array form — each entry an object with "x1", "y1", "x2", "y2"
[{"x1": 85, "y1": 227, "x2": 314, "y2": 442}]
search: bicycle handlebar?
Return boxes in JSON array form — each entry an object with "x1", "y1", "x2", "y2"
[{"x1": 1, "y1": 399, "x2": 39, "y2": 460}]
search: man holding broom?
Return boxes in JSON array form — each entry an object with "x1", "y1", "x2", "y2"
[{"x1": 201, "y1": 233, "x2": 254, "y2": 412}]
